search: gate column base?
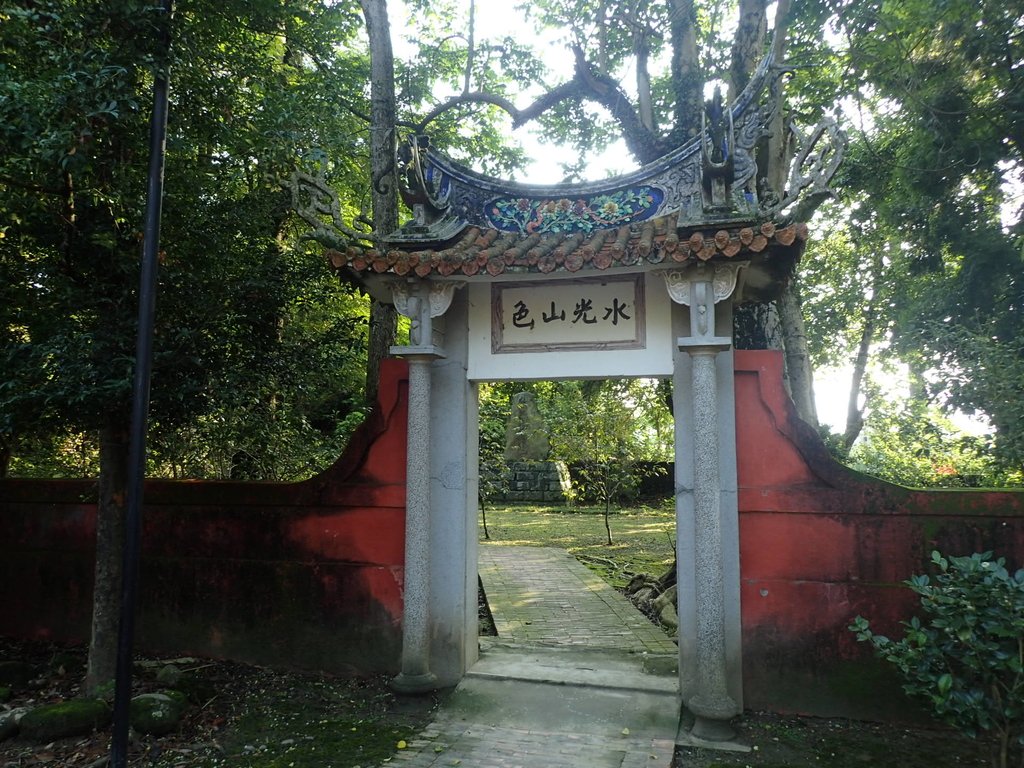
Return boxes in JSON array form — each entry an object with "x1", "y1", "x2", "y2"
[{"x1": 391, "y1": 671, "x2": 439, "y2": 695}]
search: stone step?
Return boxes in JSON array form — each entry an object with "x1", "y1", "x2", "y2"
[
  {"x1": 472, "y1": 642, "x2": 678, "y2": 694},
  {"x1": 445, "y1": 675, "x2": 680, "y2": 741}
]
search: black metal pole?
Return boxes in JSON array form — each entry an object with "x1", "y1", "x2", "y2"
[{"x1": 110, "y1": 2, "x2": 173, "y2": 765}]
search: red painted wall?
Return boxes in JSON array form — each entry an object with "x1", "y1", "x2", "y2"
[
  {"x1": 4, "y1": 350, "x2": 1023, "y2": 717},
  {"x1": 0, "y1": 359, "x2": 410, "y2": 675},
  {"x1": 735, "y1": 350, "x2": 1024, "y2": 719}
]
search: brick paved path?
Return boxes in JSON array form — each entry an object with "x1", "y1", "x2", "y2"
[
  {"x1": 478, "y1": 545, "x2": 679, "y2": 655},
  {"x1": 386, "y1": 545, "x2": 679, "y2": 768}
]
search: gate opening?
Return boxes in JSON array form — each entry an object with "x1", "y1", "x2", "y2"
[{"x1": 474, "y1": 378, "x2": 678, "y2": 653}]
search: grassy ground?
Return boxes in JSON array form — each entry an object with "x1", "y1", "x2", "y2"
[{"x1": 479, "y1": 501, "x2": 676, "y2": 587}]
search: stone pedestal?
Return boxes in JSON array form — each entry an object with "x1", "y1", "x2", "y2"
[{"x1": 499, "y1": 461, "x2": 571, "y2": 503}]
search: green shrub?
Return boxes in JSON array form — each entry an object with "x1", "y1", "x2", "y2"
[{"x1": 850, "y1": 551, "x2": 1024, "y2": 768}]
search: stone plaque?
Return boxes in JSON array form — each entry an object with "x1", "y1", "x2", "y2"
[{"x1": 491, "y1": 274, "x2": 645, "y2": 354}]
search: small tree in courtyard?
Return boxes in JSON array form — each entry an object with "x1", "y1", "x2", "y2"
[{"x1": 546, "y1": 380, "x2": 670, "y2": 545}]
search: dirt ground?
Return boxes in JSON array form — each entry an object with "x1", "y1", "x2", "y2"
[
  {"x1": 673, "y1": 711, "x2": 991, "y2": 767},
  {"x1": 0, "y1": 637, "x2": 440, "y2": 768},
  {"x1": 0, "y1": 637, "x2": 996, "y2": 768}
]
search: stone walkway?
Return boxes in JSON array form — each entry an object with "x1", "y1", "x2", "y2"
[
  {"x1": 388, "y1": 544, "x2": 680, "y2": 768},
  {"x1": 478, "y1": 545, "x2": 679, "y2": 655}
]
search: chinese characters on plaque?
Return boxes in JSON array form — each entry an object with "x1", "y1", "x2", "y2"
[{"x1": 492, "y1": 275, "x2": 646, "y2": 353}]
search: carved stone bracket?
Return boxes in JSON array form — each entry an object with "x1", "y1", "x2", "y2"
[
  {"x1": 662, "y1": 263, "x2": 746, "y2": 306},
  {"x1": 389, "y1": 279, "x2": 465, "y2": 353},
  {"x1": 391, "y1": 279, "x2": 466, "y2": 319}
]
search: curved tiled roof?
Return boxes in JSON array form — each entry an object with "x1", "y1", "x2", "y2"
[
  {"x1": 329, "y1": 217, "x2": 808, "y2": 279},
  {"x1": 300, "y1": 46, "x2": 842, "y2": 293}
]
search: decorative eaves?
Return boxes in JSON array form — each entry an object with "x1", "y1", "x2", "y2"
[
  {"x1": 327, "y1": 217, "x2": 808, "y2": 279},
  {"x1": 290, "y1": 48, "x2": 841, "y2": 292}
]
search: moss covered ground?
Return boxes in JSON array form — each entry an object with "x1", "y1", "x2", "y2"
[{"x1": 0, "y1": 638, "x2": 440, "y2": 768}]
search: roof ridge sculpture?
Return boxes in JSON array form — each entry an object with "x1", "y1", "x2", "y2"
[
  {"x1": 409, "y1": 51, "x2": 774, "y2": 201},
  {"x1": 289, "y1": 51, "x2": 845, "y2": 286},
  {"x1": 393, "y1": 52, "x2": 783, "y2": 245}
]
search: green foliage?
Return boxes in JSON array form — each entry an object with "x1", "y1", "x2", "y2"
[
  {"x1": 6, "y1": 431, "x2": 100, "y2": 479},
  {"x1": 477, "y1": 379, "x2": 671, "y2": 543},
  {"x1": 851, "y1": 551, "x2": 1024, "y2": 768},
  {"x1": 1, "y1": 0, "x2": 373, "y2": 479},
  {"x1": 542, "y1": 379, "x2": 670, "y2": 544},
  {"x1": 921, "y1": 322, "x2": 1024, "y2": 476},
  {"x1": 848, "y1": 397, "x2": 1017, "y2": 489},
  {"x1": 816, "y1": 0, "x2": 1024, "y2": 470},
  {"x1": 392, "y1": 0, "x2": 534, "y2": 176},
  {"x1": 476, "y1": 384, "x2": 510, "y2": 539},
  {"x1": 537, "y1": 379, "x2": 673, "y2": 466}
]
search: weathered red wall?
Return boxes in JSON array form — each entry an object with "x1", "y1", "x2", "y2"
[
  {"x1": 5, "y1": 350, "x2": 1024, "y2": 715},
  {"x1": 735, "y1": 350, "x2": 1024, "y2": 719},
  {"x1": 0, "y1": 359, "x2": 410, "y2": 675}
]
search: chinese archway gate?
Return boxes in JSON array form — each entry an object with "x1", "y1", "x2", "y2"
[{"x1": 292, "y1": 52, "x2": 843, "y2": 740}]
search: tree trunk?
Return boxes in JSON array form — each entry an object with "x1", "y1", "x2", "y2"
[
  {"x1": 727, "y1": 0, "x2": 795, "y2": 360},
  {"x1": 728, "y1": 0, "x2": 767, "y2": 98},
  {"x1": 464, "y1": 0, "x2": 475, "y2": 92},
  {"x1": 635, "y1": 34, "x2": 654, "y2": 132},
  {"x1": 0, "y1": 438, "x2": 10, "y2": 479},
  {"x1": 367, "y1": 301, "x2": 398, "y2": 401},
  {"x1": 842, "y1": 312, "x2": 874, "y2": 452},
  {"x1": 596, "y1": 0, "x2": 610, "y2": 70},
  {"x1": 361, "y1": 0, "x2": 399, "y2": 402},
  {"x1": 669, "y1": 0, "x2": 703, "y2": 143},
  {"x1": 734, "y1": 302, "x2": 783, "y2": 350},
  {"x1": 778, "y1": 279, "x2": 818, "y2": 426},
  {"x1": 604, "y1": 497, "x2": 613, "y2": 546},
  {"x1": 841, "y1": 250, "x2": 884, "y2": 452},
  {"x1": 763, "y1": 0, "x2": 794, "y2": 197},
  {"x1": 85, "y1": 417, "x2": 129, "y2": 696}
]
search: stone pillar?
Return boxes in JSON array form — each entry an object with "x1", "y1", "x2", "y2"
[
  {"x1": 388, "y1": 278, "x2": 462, "y2": 694},
  {"x1": 686, "y1": 342, "x2": 735, "y2": 737},
  {"x1": 426, "y1": 286, "x2": 478, "y2": 685},
  {"x1": 664, "y1": 263, "x2": 744, "y2": 740},
  {"x1": 393, "y1": 351, "x2": 438, "y2": 693}
]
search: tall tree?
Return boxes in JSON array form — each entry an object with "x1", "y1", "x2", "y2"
[
  {"x1": 394, "y1": 0, "x2": 831, "y2": 421},
  {"x1": 799, "y1": 0, "x2": 1024, "y2": 470},
  {"x1": 0, "y1": 0, "x2": 372, "y2": 693},
  {"x1": 360, "y1": 0, "x2": 399, "y2": 401}
]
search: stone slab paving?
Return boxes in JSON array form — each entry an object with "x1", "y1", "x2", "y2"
[
  {"x1": 385, "y1": 545, "x2": 679, "y2": 768},
  {"x1": 390, "y1": 718, "x2": 675, "y2": 768},
  {"x1": 478, "y1": 545, "x2": 678, "y2": 655}
]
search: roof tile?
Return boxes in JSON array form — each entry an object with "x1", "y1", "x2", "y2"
[{"x1": 330, "y1": 216, "x2": 808, "y2": 278}]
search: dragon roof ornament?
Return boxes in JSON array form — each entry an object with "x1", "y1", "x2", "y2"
[{"x1": 290, "y1": 50, "x2": 845, "y2": 282}]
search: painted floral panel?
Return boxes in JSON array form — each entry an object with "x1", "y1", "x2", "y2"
[{"x1": 485, "y1": 186, "x2": 664, "y2": 234}]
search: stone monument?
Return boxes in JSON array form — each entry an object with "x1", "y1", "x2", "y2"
[{"x1": 503, "y1": 392, "x2": 549, "y2": 462}]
